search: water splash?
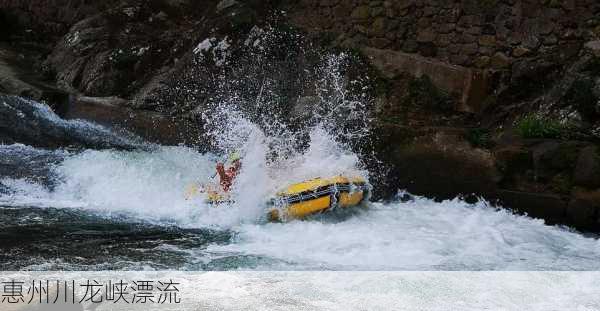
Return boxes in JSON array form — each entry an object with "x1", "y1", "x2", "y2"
[{"x1": 3, "y1": 28, "x2": 600, "y2": 271}]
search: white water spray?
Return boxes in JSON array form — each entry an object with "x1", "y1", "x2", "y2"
[{"x1": 2, "y1": 37, "x2": 600, "y2": 270}]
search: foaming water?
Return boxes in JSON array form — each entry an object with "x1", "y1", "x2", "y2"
[
  {"x1": 0, "y1": 127, "x2": 367, "y2": 228},
  {"x1": 211, "y1": 198, "x2": 600, "y2": 270},
  {"x1": 1, "y1": 145, "x2": 252, "y2": 227},
  {"x1": 1, "y1": 41, "x2": 600, "y2": 270},
  {"x1": 2, "y1": 143, "x2": 600, "y2": 270}
]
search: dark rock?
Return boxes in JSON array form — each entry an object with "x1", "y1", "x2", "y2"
[
  {"x1": 416, "y1": 28, "x2": 437, "y2": 43},
  {"x1": 543, "y1": 35, "x2": 558, "y2": 45},
  {"x1": 370, "y1": 38, "x2": 391, "y2": 49},
  {"x1": 494, "y1": 145, "x2": 533, "y2": 189},
  {"x1": 0, "y1": 94, "x2": 141, "y2": 150},
  {"x1": 521, "y1": 34, "x2": 541, "y2": 51},
  {"x1": 585, "y1": 41, "x2": 600, "y2": 57},
  {"x1": 351, "y1": 6, "x2": 371, "y2": 20},
  {"x1": 362, "y1": 47, "x2": 490, "y2": 113},
  {"x1": 474, "y1": 56, "x2": 490, "y2": 68},
  {"x1": 478, "y1": 35, "x2": 496, "y2": 47},
  {"x1": 67, "y1": 96, "x2": 204, "y2": 146},
  {"x1": 567, "y1": 189, "x2": 600, "y2": 230},
  {"x1": 373, "y1": 127, "x2": 499, "y2": 200},
  {"x1": 226, "y1": 5, "x2": 258, "y2": 29},
  {"x1": 418, "y1": 42, "x2": 437, "y2": 57},
  {"x1": 563, "y1": 77, "x2": 599, "y2": 119},
  {"x1": 532, "y1": 141, "x2": 579, "y2": 179},
  {"x1": 490, "y1": 52, "x2": 510, "y2": 69},
  {"x1": 573, "y1": 146, "x2": 600, "y2": 189},
  {"x1": 482, "y1": 24, "x2": 496, "y2": 35},
  {"x1": 216, "y1": 0, "x2": 239, "y2": 13},
  {"x1": 507, "y1": 58, "x2": 558, "y2": 100},
  {"x1": 498, "y1": 190, "x2": 567, "y2": 225},
  {"x1": 402, "y1": 40, "x2": 419, "y2": 53},
  {"x1": 494, "y1": 145, "x2": 533, "y2": 182},
  {"x1": 370, "y1": 17, "x2": 387, "y2": 37},
  {"x1": 461, "y1": 43, "x2": 479, "y2": 55},
  {"x1": 512, "y1": 46, "x2": 530, "y2": 57}
]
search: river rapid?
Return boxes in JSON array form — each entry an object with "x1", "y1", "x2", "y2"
[
  {"x1": 1, "y1": 115, "x2": 600, "y2": 270},
  {"x1": 1, "y1": 46, "x2": 600, "y2": 271}
]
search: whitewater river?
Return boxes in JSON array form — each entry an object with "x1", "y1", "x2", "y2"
[
  {"x1": 2, "y1": 139, "x2": 600, "y2": 271},
  {"x1": 2, "y1": 48, "x2": 600, "y2": 271}
]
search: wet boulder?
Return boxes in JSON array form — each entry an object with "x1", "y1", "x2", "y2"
[
  {"x1": 0, "y1": 94, "x2": 141, "y2": 150},
  {"x1": 567, "y1": 189, "x2": 600, "y2": 231},
  {"x1": 573, "y1": 146, "x2": 600, "y2": 189}
]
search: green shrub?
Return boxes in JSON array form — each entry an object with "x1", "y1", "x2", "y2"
[{"x1": 516, "y1": 114, "x2": 565, "y2": 139}]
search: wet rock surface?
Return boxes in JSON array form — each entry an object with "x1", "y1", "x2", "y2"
[{"x1": 0, "y1": 95, "x2": 142, "y2": 150}]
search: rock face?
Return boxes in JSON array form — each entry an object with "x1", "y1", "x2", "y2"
[
  {"x1": 0, "y1": 43, "x2": 69, "y2": 109},
  {"x1": 574, "y1": 146, "x2": 600, "y2": 189},
  {"x1": 44, "y1": 1, "x2": 214, "y2": 98},
  {"x1": 584, "y1": 41, "x2": 600, "y2": 57},
  {"x1": 0, "y1": 0, "x2": 120, "y2": 43},
  {"x1": 370, "y1": 125, "x2": 499, "y2": 201},
  {"x1": 2, "y1": 0, "x2": 600, "y2": 231},
  {"x1": 0, "y1": 95, "x2": 142, "y2": 150},
  {"x1": 362, "y1": 47, "x2": 489, "y2": 112}
]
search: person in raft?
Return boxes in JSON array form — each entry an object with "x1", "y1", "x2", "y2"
[{"x1": 216, "y1": 152, "x2": 242, "y2": 192}]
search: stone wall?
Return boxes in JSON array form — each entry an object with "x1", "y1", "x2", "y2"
[{"x1": 288, "y1": 0, "x2": 600, "y2": 69}]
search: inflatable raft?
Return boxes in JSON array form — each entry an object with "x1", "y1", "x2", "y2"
[
  {"x1": 185, "y1": 176, "x2": 369, "y2": 221},
  {"x1": 184, "y1": 183, "x2": 232, "y2": 204},
  {"x1": 267, "y1": 176, "x2": 369, "y2": 222}
]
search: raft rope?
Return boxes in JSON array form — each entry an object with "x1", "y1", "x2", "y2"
[{"x1": 280, "y1": 183, "x2": 366, "y2": 205}]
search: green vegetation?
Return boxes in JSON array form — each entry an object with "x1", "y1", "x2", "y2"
[
  {"x1": 465, "y1": 128, "x2": 495, "y2": 149},
  {"x1": 407, "y1": 75, "x2": 453, "y2": 112},
  {"x1": 515, "y1": 114, "x2": 566, "y2": 139}
]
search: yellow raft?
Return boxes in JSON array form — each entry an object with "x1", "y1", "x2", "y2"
[
  {"x1": 184, "y1": 183, "x2": 232, "y2": 204},
  {"x1": 267, "y1": 176, "x2": 369, "y2": 222},
  {"x1": 185, "y1": 176, "x2": 369, "y2": 221}
]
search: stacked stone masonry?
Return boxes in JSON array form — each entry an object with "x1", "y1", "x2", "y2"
[{"x1": 291, "y1": 0, "x2": 600, "y2": 68}]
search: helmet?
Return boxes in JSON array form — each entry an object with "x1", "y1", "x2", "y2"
[{"x1": 228, "y1": 151, "x2": 241, "y2": 163}]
